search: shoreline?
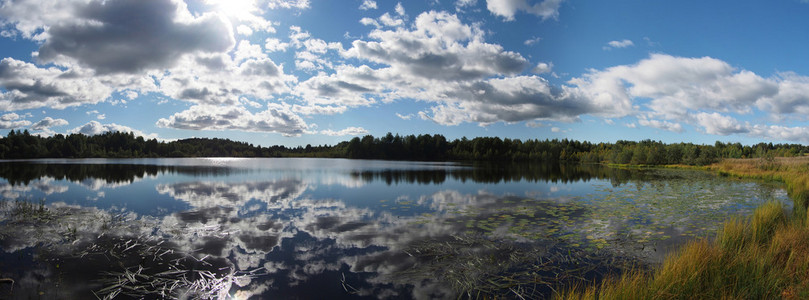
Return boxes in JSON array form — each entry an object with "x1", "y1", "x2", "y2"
[{"x1": 561, "y1": 157, "x2": 809, "y2": 299}]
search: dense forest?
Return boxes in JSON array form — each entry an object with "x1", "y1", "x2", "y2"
[{"x1": 1, "y1": 129, "x2": 807, "y2": 166}]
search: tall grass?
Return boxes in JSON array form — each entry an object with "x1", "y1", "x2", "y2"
[
  {"x1": 559, "y1": 157, "x2": 809, "y2": 299},
  {"x1": 716, "y1": 217, "x2": 746, "y2": 252}
]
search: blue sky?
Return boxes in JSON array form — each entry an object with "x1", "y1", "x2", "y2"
[{"x1": 2, "y1": 0, "x2": 809, "y2": 147}]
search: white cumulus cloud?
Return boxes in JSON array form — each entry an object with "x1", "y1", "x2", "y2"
[
  {"x1": 694, "y1": 112, "x2": 748, "y2": 136},
  {"x1": 359, "y1": 0, "x2": 377, "y2": 10},
  {"x1": 266, "y1": 0, "x2": 310, "y2": 9},
  {"x1": 0, "y1": 113, "x2": 32, "y2": 129},
  {"x1": 31, "y1": 117, "x2": 69, "y2": 131},
  {"x1": 637, "y1": 116, "x2": 684, "y2": 133},
  {"x1": 395, "y1": 2, "x2": 405, "y2": 15},
  {"x1": 320, "y1": 127, "x2": 369, "y2": 136},
  {"x1": 156, "y1": 104, "x2": 309, "y2": 136},
  {"x1": 569, "y1": 54, "x2": 778, "y2": 120},
  {"x1": 603, "y1": 39, "x2": 634, "y2": 50},
  {"x1": 532, "y1": 62, "x2": 552, "y2": 74},
  {"x1": 298, "y1": 11, "x2": 616, "y2": 126},
  {"x1": 70, "y1": 121, "x2": 159, "y2": 139},
  {"x1": 691, "y1": 112, "x2": 809, "y2": 143},
  {"x1": 0, "y1": 58, "x2": 118, "y2": 111},
  {"x1": 265, "y1": 38, "x2": 290, "y2": 52},
  {"x1": 486, "y1": 0, "x2": 564, "y2": 21},
  {"x1": 35, "y1": 0, "x2": 235, "y2": 74}
]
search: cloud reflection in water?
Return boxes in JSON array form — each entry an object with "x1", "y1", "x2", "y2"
[{"x1": 0, "y1": 159, "x2": 792, "y2": 299}]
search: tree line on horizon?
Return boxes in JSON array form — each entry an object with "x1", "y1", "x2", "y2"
[{"x1": 1, "y1": 129, "x2": 807, "y2": 166}]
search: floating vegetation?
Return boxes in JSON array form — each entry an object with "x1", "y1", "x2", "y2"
[
  {"x1": 1, "y1": 198, "x2": 53, "y2": 223},
  {"x1": 0, "y1": 198, "x2": 261, "y2": 299},
  {"x1": 559, "y1": 157, "x2": 809, "y2": 299},
  {"x1": 395, "y1": 234, "x2": 642, "y2": 299},
  {"x1": 394, "y1": 168, "x2": 790, "y2": 297},
  {"x1": 406, "y1": 168, "x2": 789, "y2": 263},
  {"x1": 0, "y1": 160, "x2": 794, "y2": 299},
  {"x1": 85, "y1": 236, "x2": 260, "y2": 300}
]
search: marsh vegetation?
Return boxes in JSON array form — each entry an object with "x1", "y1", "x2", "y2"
[
  {"x1": 0, "y1": 158, "x2": 792, "y2": 299},
  {"x1": 562, "y1": 156, "x2": 809, "y2": 299}
]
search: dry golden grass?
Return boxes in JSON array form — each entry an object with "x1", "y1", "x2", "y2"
[{"x1": 559, "y1": 158, "x2": 809, "y2": 299}]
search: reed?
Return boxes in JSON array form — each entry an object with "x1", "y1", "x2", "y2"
[
  {"x1": 716, "y1": 217, "x2": 747, "y2": 252},
  {"x1": 560, "y1": 157, "x2": 809, "y2": 299},
  {"x1": 750, "y1": 201, "x2": 786, "y2": 244}
]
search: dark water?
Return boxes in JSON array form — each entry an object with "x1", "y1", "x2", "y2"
[{"x1": 0, "y1": 158, "x2": 790, "y2": 299}]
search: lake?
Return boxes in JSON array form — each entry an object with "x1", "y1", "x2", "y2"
[{"x1": 0, "y1": 158, "x2": 791, "y2": 299}]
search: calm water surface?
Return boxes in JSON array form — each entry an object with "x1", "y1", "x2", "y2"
[{"x1": 0, "y1": 158, "x2": 790, "y2": 299}]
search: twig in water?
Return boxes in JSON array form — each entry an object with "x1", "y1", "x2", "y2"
[
  {"x1": 510, "y1": 287, "x2": 527, "y2": 300},
  {"x1": 340, "y1": 272, "x2": 361, "y2": 294}
]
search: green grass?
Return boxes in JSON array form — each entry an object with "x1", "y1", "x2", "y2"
[{"x1": 558, "y1": 157, "x2": 809, "y2": 299}]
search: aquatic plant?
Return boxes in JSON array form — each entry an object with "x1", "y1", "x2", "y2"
[
  {"x1": 560, "y1": 157, "x2": 809, "y2": 299},
  {"x1": 393, "y1": 234, "x2": 639, "y2": 299},
  {"x1": 1, "y1": 198, "x2": 52, "y2": 222},
  {"x1": 89, "y1": 237, "x2": 248, "y2": 300},
  {"x1": 0, "y1": 159, "x2": 796, "y2": 299},
  {"x1": 0, "y1": 198, "x2": 261, "y2": 299},
  {"x1": 390, "y1": 166, "x2": 789, "y2": 298}
]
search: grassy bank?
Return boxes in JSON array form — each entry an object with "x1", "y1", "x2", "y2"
[{"x1": 558, "y1": 157, "x2": 809, "y2": 299}]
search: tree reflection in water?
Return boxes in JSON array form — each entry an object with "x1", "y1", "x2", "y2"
[{"x1": 0, "y1": 159, "x2": 790, "y2": 299}]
